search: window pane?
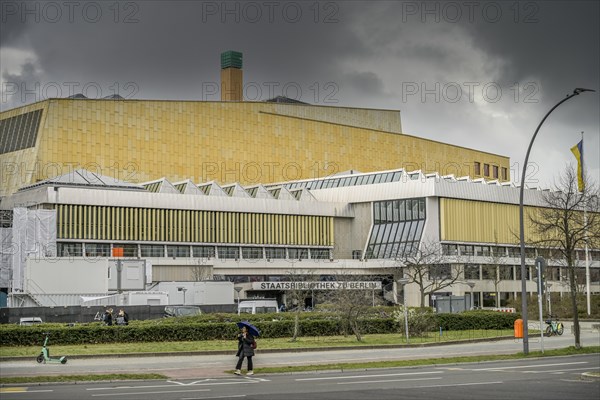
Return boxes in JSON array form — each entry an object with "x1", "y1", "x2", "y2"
[
  {"x1": 265, "y1": 247, "x2": 286, "y2": 259},
  {"x1": 122, "y1": 244, "x2": 138, "y2": 257},
  {"x1": 386, "y1": 201, "x2": 393, "y2": 223},
  {"x1": 499, "y1": 265, "x2": 513, "y2": 280},
  {"x1": 311, "y1": 249, "x2": 330, "y2": 259},
  {"x1": 388, "y1": 223, "x2": 401, "y2": 243},
  {"x1": 141, "y1": 244, "x2": 164, "y2": 257},
  {"x1": 374, "y1": 202, "x2": 381, "y2": 224},
  {"x1": 58, "y1": 242, "x2": 83, "y2": 257},
  {"x1": 399, "y1": 200, "x2": 406, "y2": 221},
  {"x1": 218, "y1": 246, "x2": 239, "y2": 259},
  {"x1": 401, "y1": 221, "x2": 412, "y2": 242},
  {"x1": 167, "y1": 245, "x2": 190, "y2": 257},
  {"x1": 405, "y1": 199, "x2": 413, "y2": 220},
  {"x1": 242, "y1": 247, "x2": 263, "y2": 259},
  {"x1": 85, "y1": 243, "x2": 111, "y2": 257},
  {"x1": 418, "y1": 198, "x2": 426, "y2": 219},
  {"x1": 369, "y1": 225, "x2": 381, "y2": 245},
  {"x1": 464, "y1": 264, "x2": 480, "y2": 280}
]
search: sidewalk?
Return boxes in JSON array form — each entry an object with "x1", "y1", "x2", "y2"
[{"x1": 2, "y1": 330, "x2": 598, "y2": 381}]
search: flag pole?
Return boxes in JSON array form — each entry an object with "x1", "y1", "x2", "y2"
[{"x1": 582, "y1": 132, "x2": 591, "y2": 316}]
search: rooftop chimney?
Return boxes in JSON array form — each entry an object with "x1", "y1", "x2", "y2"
[{"x1": 220, "y1": 51, "x2": 243, "y2": 101}]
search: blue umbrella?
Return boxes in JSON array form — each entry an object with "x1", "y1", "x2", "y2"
[{"x1": 236, "y1": 321, "x2": 261, "y2": 337}]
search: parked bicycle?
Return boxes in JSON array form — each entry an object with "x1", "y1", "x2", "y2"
[{"x1": 544, "y1": 316, "x2": 564, "y2": 336}]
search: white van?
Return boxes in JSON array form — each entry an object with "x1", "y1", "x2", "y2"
[
  {"x1": 238, "y1": 299, "x2": 279, "y2": 315},
  {"x1": 19, "y1": 317, "x2": 43, "y2": 326}
]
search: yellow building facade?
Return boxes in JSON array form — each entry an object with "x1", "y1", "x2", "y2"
[{"x1": 0, "y1": 98, "x2": 510, "y2": 197}]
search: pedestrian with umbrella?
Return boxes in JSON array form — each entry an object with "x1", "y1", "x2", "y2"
[{"x1": 234, "y1": 321, "x2": 260, "y2": 375}]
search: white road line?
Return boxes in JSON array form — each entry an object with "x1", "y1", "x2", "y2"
[
  {"x1": 91, "y1": 388, "x2": 211, "y2": 397},
  {"x1": 181, "y1": 396, "x2": 246, "y2": 400},
  {"x1": 88, "y1": 384, "x2": 183, "y2": 391},
  {"x1": 0, "y1": 389, "x2": 54, "y2": 394},
  {"x1": 475, "y1": 361, "x2": 587, "y2": 371},
  {"x1": 529, "y1": 367, "x2": 599, "y2": 374},
  {"x1": 88, "y1": 381, "x2": 255, "y2": 391},
  {"x1": 339, "y1": 377, "x2": 443, "y2": 385},
  {"x1": 296, "y1": 371, "x2": 443, "y2": 381},
  {"x1": 416, "y1": 381, "x2": 504, "y2": 388}
]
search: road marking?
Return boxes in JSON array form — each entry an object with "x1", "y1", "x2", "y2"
[
  {"x1": 296, "y1": 371, "x2": 443, "y2": 381},
  {"x1": 475, "y1": 361, "x2": 587, "y2": 371},
  {"x1": 168, "y1": 378, "x2": 268, "y2": 386},
  {"x1": 88, "y1": 384, "x2": 190, "y2": 391},
  {"x1": 91, "y1": 389, "x2": 211, "y2": 397},
  {"x1": 0, "y1": 388, "x2": 53, "y2": 393},
  {"x1": 88, "y1": 380, "x2": 259, "y2": 392},
  {"x1": 181, "y1": 396, "x2": 246, "y2": 400},
  {"x1": 339, "y1": 377, "x2": 443, "y2": 385},
  {"x1": 528, "y1": 367, "x2": 598, "y2": 374},
  {"x1": 416, "y1": 381, "x2": 504, "y2": 388}
]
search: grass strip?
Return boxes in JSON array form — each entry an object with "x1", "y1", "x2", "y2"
[
  {"x1": 251, "y1": 346, "x2": 600, "y2": 374},
  {"x1": 0, "y1": 330, "x2": 515, "y2": 357},
  {"x1": 0, "y1": 373, "x2": 168, "y2": 385}
]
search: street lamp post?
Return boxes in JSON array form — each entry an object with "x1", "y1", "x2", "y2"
[
  {"x1": 466, "y1": 281, "x2": 475, "y2": 310},
  {"x1": 397, "y1": 278, "x2": 410, "y2": 344},
  {"x1": 234, "y1": 286, "x2": 243, "y2": 315},
  {"x1": 547, "y1": 283, "x2": 553, "y2": 316},
  {"x1": 518, "y1": 88, "x2": 595, "y2": 355},
  {"x1": 177, "y1": 287, "x2": 187, "y2": 304}
]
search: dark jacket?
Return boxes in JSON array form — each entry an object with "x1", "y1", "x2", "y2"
[
  {"x1": 116, "y1": 312, "x2": 129, "y2": 326},
  {"x1": 236, "y1": 333, "x2": 255, "y2": 357}
]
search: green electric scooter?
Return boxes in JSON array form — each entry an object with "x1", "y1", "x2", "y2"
[{"x1": 36, "y1": 333, "x2": 67, "y2": 364}]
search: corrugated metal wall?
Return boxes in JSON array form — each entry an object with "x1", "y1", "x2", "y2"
[
  {"x1": 56, "y1": 204, "x2": 333, "y2": 246},
  {"x1": 440, "y1": 198, "x2": 542, "y2": 244}
]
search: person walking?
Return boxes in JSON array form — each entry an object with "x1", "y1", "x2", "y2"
[
  {"x1": 103, "y1": 308, "x2": 113, "y2": 326},
  {"x1": 234, "y1": 326, "x2": 255, "y2": 375}
]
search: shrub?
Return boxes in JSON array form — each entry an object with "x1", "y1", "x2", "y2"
[{"x1": 0, "y1": 310, "x2": 519, "y2": 346}]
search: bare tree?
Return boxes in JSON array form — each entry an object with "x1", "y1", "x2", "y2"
[
  {"x1": 322, "y1": 271, "x2": 381, "y2": 341},
  {"x1": 394, "y1": 240, "x2": 461, "y2": 307},
  {"x1": 528, "y1": 166, "x2": 600, "y2": 348},
  {"x1": 190, "y1": 261, "x2": 213, "y2": 281},
  {"x1": 285, "y1": 267, "x2": 317, "y2": 342},
  {"x1": 485, "y1": 234, "x2": 508, "y2": 308}
]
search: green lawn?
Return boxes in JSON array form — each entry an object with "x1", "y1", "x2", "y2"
[{"x1": 0, "y1": 330, "x2": 515, "y2": 357}]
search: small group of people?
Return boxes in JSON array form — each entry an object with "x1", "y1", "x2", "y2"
[{"x1": 103, "y1": 308, "x2": 129, "y2": 326}]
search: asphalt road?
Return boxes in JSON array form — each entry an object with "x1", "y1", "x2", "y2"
[{"x1": 1, "y1": 354, "x2": 598, "y2": 400}]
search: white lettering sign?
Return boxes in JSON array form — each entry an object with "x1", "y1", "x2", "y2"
[{"x1": 251, "y1": 281, "x2": 382, "y2": 290}]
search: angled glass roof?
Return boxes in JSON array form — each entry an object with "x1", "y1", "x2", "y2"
[{"x1": 18, "y1": 169, "x2": 145, "y2": 192}]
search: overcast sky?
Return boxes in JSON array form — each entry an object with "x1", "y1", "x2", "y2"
[{"x1": 1, "y1": 0, "x2": 598, "y2": 187}]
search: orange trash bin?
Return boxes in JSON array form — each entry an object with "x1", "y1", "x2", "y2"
[{"x1": 514, "y1": 319, "x2": 523, "y2": 338}]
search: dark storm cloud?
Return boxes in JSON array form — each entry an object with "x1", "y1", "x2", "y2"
[
  {"x1": 0, "y1": 1, "x2": 370, "y2": 101},
  {"x1": 1, "y1": 0, "x2": 598, "y2": 185}
]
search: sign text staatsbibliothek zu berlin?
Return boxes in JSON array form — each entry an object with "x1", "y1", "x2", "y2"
[{"x1": 251, "y1": 281, "x2": 382, "y2": 291}]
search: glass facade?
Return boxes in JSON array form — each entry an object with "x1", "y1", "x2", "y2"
[
  {"x1": 242, "y1": 247, "x2": 263, "y2": 259},
  {"x1": 265, "y1": 247, "x2": 286, "y2": 259},
  {"x1": 365, "y1": 198, "x2": 426, "y2": 259},
  {"x1": 281, "y1": 170, "x2": 408, "y2": 191},
  {"x1": 0, "y1": 109, "x2": 43, "y2": 154},
  {"x1": 141, "y1": 244, "x2": 164, "y2": 257}
]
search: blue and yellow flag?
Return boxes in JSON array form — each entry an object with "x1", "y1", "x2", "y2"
[{"x1": 570, "y1": 140, "x2": 584, "y2": 192}]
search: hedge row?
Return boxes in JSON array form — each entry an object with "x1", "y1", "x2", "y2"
[
  {"x1": 436, "y1": 311, "x2": 520, "y2": 331},
  {"x1": 0, "y1": 311, "x2": 519, "y2": 346}
]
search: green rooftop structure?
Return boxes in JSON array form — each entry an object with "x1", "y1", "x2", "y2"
[{"x1": 221, "y1": 51, "x2": 243, "y2": 69}]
